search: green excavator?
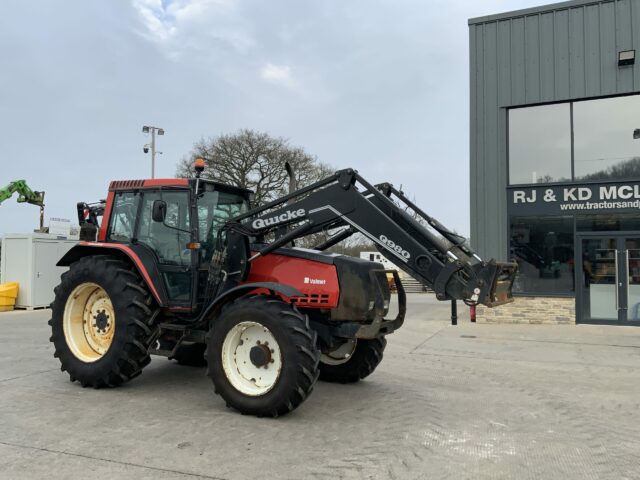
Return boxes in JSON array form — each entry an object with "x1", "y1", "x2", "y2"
[{"x1": 0, "y1": 180, "x2": 46, "y2": 230}]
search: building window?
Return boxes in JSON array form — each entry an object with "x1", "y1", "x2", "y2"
[
  {"x1": 574, "y1": 95, "x2": 640, "y2": 181},
  {"x1": 510, "y1": 216, "x2": 574, "y2": 295},
  {"x1": 508, "y1": 103, "x2": 571, "y2": 184},
  {"x1": 508, "y1": 93, "x2": 640, "y2": 186}
]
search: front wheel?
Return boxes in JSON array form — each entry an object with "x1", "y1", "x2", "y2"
[
  {"x1": 49, "y1": 255, "x2": 158, "y2": 388},
  {"x1": 319, "y1": 337, "x2": 387, "y2": 383},
  {"x1": 206, "y1": 296, "x2": 320, "y2": 417}
]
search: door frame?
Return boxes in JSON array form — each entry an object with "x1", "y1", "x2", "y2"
[{"x1": 575, "y1": 230, "x2": 640, "y2": 325}]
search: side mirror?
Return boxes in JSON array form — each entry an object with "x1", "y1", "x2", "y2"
[{"x1": 152, "y1": 200, "x2": 167, "y2": 222}]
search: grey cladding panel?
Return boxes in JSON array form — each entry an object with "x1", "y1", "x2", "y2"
[
  {"x1": 511, "y1": 17, "x2": 526, "y2": 105},
  {"x1": 569, "y1": 6, "x2": 586, "y2": 97},
  {"x1": 498, "y1": 21, "x2": 512, "y2": 105},
  {"x1": 483, "y1": 22, "x2": 500, "y2": 259},
  {"x1": 554, "y1": 9, "x2": 570, "y2": 98},
  {"x1": 616, "y1": 0, "x2": 634, "y2": 91},
  {"x1": 525, "y1": 15, "x2": 541, "y2": 102},
  {"x1": 584, "y1": 5, "x2": 602, "y2": 96},
  {"x1": 599, "y1": 2, "x2": 617, "y2": 94},
  {"x1": 540, "y1": 12, "x2": 556, "y2": 101},
  {"x1": 633, "y1": 0, "x2": 640, "y2": 90}
]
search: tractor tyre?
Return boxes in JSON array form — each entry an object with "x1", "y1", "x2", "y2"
[
  {"x1": 49, "y1": 255, "x2": 158, "y2": 388},
  {"x1": 172, "y1": 343, "x2": 207, "y2": 367},
  {"x1": 206, "y1": 296, "x2": 320, "y2": 417},
  {"x1": 319, "y1": 337, "x2": 387, "y2": 383}
]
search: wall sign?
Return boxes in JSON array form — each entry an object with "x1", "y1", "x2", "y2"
[
  {"x1": 49, "y1": 217, "x2": 71, "y2": 237},
  {"x1": 508, "y1": 181, "x2": 640, "y2": 215}
]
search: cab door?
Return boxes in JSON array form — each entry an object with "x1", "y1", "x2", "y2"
[{"x1": 136, "y1": 189, "x2": 195, "y2": 308}]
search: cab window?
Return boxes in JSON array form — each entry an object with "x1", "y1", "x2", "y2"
[
  {"x1": 137, "y1": 191, "x2": 191, "y2": 266},
  {"x1": 108, "y1": 191, "x2": 139, "y2": 242},
  {"x1": 197, "y1": 190, "x2": 248, "y2": 263}
]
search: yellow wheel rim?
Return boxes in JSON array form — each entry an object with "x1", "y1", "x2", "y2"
[{"x1": 63, "y1": 282, "x2": 116, "y2": 362}]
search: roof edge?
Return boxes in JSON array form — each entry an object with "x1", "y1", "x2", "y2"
[{"x1": 468, "y1": 0, "x2": 607, "y2": 25}]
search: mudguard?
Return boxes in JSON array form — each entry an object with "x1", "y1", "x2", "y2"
[
  {"x1": 57, "y1": 242, "x2": 168, "y2": 305},
  {"x1": 201, "y1": 282, "x2": 303, "y2": 322}
]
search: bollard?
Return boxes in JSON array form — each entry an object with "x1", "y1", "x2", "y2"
[{"x1": 451, "y1": 300, "x2": 457, "y2": 325}]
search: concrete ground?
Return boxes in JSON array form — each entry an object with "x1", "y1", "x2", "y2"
[{"x1": 1, "y1": 294, "x2": 639, "y2": 480}]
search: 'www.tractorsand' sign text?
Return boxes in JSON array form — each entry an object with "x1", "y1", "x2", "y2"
[{"x1": 508, "y1": 182, "x2": 640, "y2": 215}]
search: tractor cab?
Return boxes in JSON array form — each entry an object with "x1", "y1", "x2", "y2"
[{"x1": 75, "y1": 176, "x2": 252, "y2": 312}]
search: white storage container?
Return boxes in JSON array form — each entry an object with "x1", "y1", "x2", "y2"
[{"x1": 0, "y1": 233, "x2": 78, "y2": 309}]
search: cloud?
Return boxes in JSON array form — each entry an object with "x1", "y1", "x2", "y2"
[
  {"x1": 260, "y1": 63, "x2": 295, "y2": 88},
  {"x1": 132, "y1": 0, "x2": 253, "y2": 54}
]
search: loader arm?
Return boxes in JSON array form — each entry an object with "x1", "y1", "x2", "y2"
[
  {"x1": 0, "y1": 180, "x2": 45, "y2": 206},
  {"x1": 222, "y1": 168, "x2": 517, "y2": 307}
]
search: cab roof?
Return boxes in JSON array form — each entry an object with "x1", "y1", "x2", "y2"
[{"x1": 108, "y1": 178, "x2": 253, "y2": 197}]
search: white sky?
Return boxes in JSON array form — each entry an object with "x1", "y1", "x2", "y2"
[{"x1": 0, "y1": 0, "x2": 539, "y2": 236}]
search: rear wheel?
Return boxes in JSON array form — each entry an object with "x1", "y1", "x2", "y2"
[
  {"x1": 319, "y1": 337, "x2": 387, "y2": 383},
  {"x1": 49, "y1": 255, "x2": 158, "y2": 388},
  {"x1": 206, "y1": 296, "x2": 320, "y2": 417}
]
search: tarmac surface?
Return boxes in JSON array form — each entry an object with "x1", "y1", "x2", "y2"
[{"x1": 1, "y1": 294, "x2": 640, "y2": 479}]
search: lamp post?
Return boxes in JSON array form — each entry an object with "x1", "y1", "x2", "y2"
[{"x1": 142, "y1": 125, "x2": 165, "y2": 178}]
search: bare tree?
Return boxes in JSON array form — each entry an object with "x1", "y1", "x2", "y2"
[
  {"x1": 177, "y1": 129, "x2": 341, "y2": 249},
  {"x1": 176, "y1": 129, "x2": 333, "y2": 205}
]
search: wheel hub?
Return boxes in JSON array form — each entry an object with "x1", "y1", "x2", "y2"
[
  {"x1": 221, "y1": 322, "x2": 282, "y2": 396},
  {"x1": 249, "y1": 343, "x2": 272, "y2": 367},
  {"x1": 94, "y1": 310, "x2": 110, "y2": 331}
]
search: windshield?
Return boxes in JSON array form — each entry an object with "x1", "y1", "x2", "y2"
[{"x1": 198, "y1": 190, "x2": 248, "y2": 263}]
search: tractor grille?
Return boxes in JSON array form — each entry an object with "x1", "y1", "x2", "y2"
[
  {"x1": 292, "y1": 294, "x2": 330, "y2": 305},
  {"x1": 109, "y1": 180, "x2": 145, "y2": 190}
]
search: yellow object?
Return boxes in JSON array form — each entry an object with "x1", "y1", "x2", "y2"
[{"x1": 0, "y1": 282, "x2": 19, "y2": 312}]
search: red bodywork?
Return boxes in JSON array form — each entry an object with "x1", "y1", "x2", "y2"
[{"x1": 247, "y1": 253, "x2": 340, "y2": 308}]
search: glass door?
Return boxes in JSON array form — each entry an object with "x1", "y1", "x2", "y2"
[
  {"x1": 579, "y1": 237, "x2": 619, "y2": 322},
  {"x1": 625, "y1": 238, "x2": 640, "y2": 323},
  {"x1": 578, "y1": 234, "x2": 640, "y2": 324}
]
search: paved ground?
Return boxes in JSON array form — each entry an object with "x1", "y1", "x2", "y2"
[{"x1": 1, "y1": 294, "x2": 640, "y2": 480}]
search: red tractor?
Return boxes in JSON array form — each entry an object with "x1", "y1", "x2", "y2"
[{"x1": 49, "y1": 162, "x2": 516, "y2": 417}]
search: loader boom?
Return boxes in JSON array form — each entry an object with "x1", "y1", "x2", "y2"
[
  {"x1": 0, "y1": 180, "x2": 45, "y2": 207},
  {"x1": 222, "y1": 168, "x2": 516, "y2": 307},
  {"x1": 0, "y1": 180, "x2": 46, "y2": 230}
]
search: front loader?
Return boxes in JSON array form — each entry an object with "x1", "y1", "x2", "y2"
[{"x1": 49, "y1": 162, "x2": 516, "y2": 417}]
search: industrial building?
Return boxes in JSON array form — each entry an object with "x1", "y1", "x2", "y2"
[{"x1": 469, "y1": 0, "x2": 640, "y2": 324}]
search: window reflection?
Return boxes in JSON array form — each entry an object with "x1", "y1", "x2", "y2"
[
  {"x1": 510, "y1": 216, "x2": 575, "y2": 294},
  {"x1": 574, "y1": 95, "x2": 640, "y2": 181},
  {"x1": 577, "y1": 213, "x2": 640, "y2": 232},
  {"x1": 509, "y1": 103, "x2": 572, "y2": 184}
]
